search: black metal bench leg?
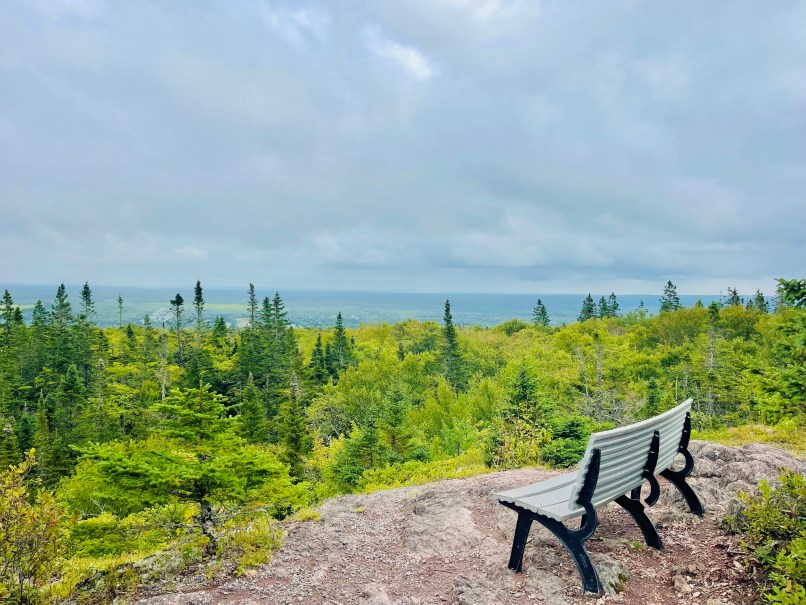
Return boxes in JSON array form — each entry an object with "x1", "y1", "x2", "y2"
[
  {"x1": 534, "y1": 514, "x2": 602, "y2": 595},
  {"x1": 508, "y1": 512, "x2": 533, "y2": 572},
  {"x1": 660, "y1": 468, "x2": 705, "y2": 516},
  {"x1": 615, "y1": 495, "x2": 664, "y2": 551}
]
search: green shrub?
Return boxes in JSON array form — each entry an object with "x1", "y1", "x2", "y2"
[
  {"x1": 359, "y1": 450, "x2": 489, "y2": 492},
  {"x1": 541, "y1": 415, "x2": 613, "y2": 468},
  {"x1": 0, "y1": 451, "x2": 67, "y2": 605},
  {"x1": 217, "y1": 515, "x2": 283, "y2": 576},
  {"x1": 727, "y1": 470, "x2": 806, "y2": 603}
]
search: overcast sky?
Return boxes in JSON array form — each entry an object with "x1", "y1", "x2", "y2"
[{"x1": 1, "y1": 1, "x2": 803, "y2": 295}]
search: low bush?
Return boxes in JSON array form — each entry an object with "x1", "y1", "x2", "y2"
[
  {"x1": 359, "y1": 450, "x2": 489, "y2": 492},
  {"x1": 726, "y1": 470, "x2": 806, "y2": 604}
]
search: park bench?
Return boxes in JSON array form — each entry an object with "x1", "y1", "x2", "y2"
[{"x1": 492, "y1": 398, "x2": 704, "y2": 596}]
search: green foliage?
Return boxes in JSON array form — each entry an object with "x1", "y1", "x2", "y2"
[
  {"x1": 2, "y1": 281, "x2": 806, "y2": 595},
  {"x1": 660, "y1": 280, "x2": 682, "y2": 312},
  {"x1": 778, "y1": 278, "x2": 806, "y2": 309},
  {"x1": 217, "y1": 515, "x2": 283, "y2": 576},
  {"x1": 0, "y1": 450, "x2": 68, "y2": 605},
  {"x1": 359, "y1": 450, "x2": 489, "y2": 492},
  {"x1": 728, "y1": 470, "x2": 806, "y2": 603},
  {"x1": 578, "y1": 294, "x2": 596, "y2": 322},
  {"x1": 532, "y1": 299, "x2": 550, "y2": 327},
  {"x1": 541, "y1": 415, "x2": 604, "y2": 468},
  {"x1": 496, "y1": 318, "x2": 529, "y2": 336},
  {"x1": 442, "y1": 299, "x2": 464, "y2": 388}
]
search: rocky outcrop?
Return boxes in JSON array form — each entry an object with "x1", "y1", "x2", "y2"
[{"x1": 135, "y1": 441, "x2": 802, "y2": 605}]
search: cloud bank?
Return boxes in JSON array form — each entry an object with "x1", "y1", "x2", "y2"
[{"x1": 0, "y1": 1, "x2": 803, "y2": 294}]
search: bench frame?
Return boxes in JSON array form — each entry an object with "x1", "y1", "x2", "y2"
[{"x1": 497, "y1": 409, "x2": 704, "y2": 596}]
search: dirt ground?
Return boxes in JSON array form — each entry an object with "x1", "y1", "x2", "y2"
[{"x1": 134, "y1": 441, "x2": 804, "y2": 605}]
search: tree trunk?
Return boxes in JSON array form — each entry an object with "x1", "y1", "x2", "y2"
[{"x1": 199, "y1": 499, "x2": 218, "y2": 555}]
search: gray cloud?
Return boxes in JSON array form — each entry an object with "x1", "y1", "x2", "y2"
[{"x1": 0, "y1": 0, "x2": 803, "y2": 295}]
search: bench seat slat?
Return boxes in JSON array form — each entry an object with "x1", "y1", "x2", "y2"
[
  {"x1": 494, "y1": 400, "x2": 694, "y2": 523},
  {"x1": 493, "y1": 471, "x2": 578, "y2": 503}
]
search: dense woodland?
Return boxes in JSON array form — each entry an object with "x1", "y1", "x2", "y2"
[{"x1": 1, "y1": 278, "x2": 805, "y2": 603}]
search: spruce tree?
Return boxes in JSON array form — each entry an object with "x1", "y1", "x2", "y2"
[
  {"x1": 726, "y1": 287, "x2": 742, "y2": 307},
  {"x1": 659, "y1": 281, "x2": 681, "y2": 312},
  {"x1": 170, "y1": 293, "x2": 185, "y2": 361},
  {"x1": 597, "y1": 296, "x2": 609, "y2": 319},
  {"x1": 777, "y1": 278, "x2": 806, "y2": 308},
  {"x1": 607, "y1": 292, "x2": 619, "y2": 317},
  {"x1": 279, "y1": 374, "x2": 307, "y2": 480},
  {"x1": 211, "y1": 315, "x2": 227, "y2": 347},
  {"x1": 117, "y1": 294, "x2": 124, "y2": 328},
  {"x1": 578, "y1": 294, "x2": 596, "y2": 322},
  {"x1": 324, "y1": 341, "x2": 335, "y2": 378},
  {"x1": 1, "y1": 289, "x2": 14, "y2": 329},
  {"x1": 0, "y1": 417, "x2": 20, "y2": 467},
  {"x1": 331, "y1": 312, "x2": 353, "y2": 378},
  {"x1": 532, "y1": 299, "x2": 550, "y2": 327},
  {"x1": 80, "y1": 282, "x2": 95, "y2": 320},
  {"x1": 442, "y1": 299, "x2": 463, "y2": 387},
  {"x1": 308, "y1": 333, "x2": 327, "y2": 384},
  {"x1": 247, "y1": 283, "x2": 258, "y2": 328},
  {"x1": 237, "y1": 374, "x2": 269, "y2": 444},
  {"x1": 51, "y1": 284, "x2": 72, "y2": 329},
  {"x1": 753, "y1": 290, "x2": 769, "y2": 313},
  {"x1": 193, "y1": 280, "x2": 206, "y2": 337}
]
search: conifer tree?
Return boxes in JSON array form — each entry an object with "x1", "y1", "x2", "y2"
[
  {"x1": 324, "y1": 341, "x2": 335, "y2": 377},
  {"x1": 79, "y1": 282, "x2": 95, "y2": 320},
  {"x1": 33, "y1": 399, "x2": 53, "y2": 484},
  {"x1": 532, "y1": 299, "x2": 550, "y2": 327},
  {"x1": 330, "y1": 312, "x2": 353, "y2": 378},
  {"x1": 597, "y1": 296, "x2": 609, "y2": 319},
  {"x1": 1, "y1": 289, "x2": 15, "y2": 330},
  {"x1": 753, "y1": 290, "x2": 769, "y2": 313},
  {"x1": 51, "y1": 284, "x2": 72, "y2": 329},
  {"x1": 777, "y1": 278, "x2": 806, "y2": 308},
  {"x1": 308, "y1": 333, "x2": 327, "y2": 384},
  {"x1": 0, "y1": 417, "x2": 20, "y2": 467},
  {"x1": 442, "y1": 299, "x2": 464, "y2": 388},
  {"x1": 578, "y1": 294, "x2": 596, "y2": 322},
  {"x1": 237, "y1": 374, "x2": 269, "y2": 444},
  {"x1": 637, "y1": 299, "x2": 647, "y2": 319},
  {"x1": 659, "y1": 281, "x2": 681, "y2": 312},
  {"x1": 117, "y1": 294, "x2": 124, "y2": 328},
  {"x1": 170, "y1": 293, "x2": 185, "y2": 361},
  {"x1": 726, "y1": 287, "x2": 742, "y2": 307},
  {"x1": 48, "y1": 285, "x2": 75, "y2": 374},
  {"x1": 193, "y1": 280, "x2": 206, "y2": 338},
  {"x1": 607, "y1": 292, "x2": 620, "y2": 317},
  {"x1": 247, "y1": 283, "x2": 258, "y2": 328},
  {"x1": 279, "y1": 374, "x2": 308, "y2": 481},
  {"x1": 211, "y1": 315, "x2": 227, "y2": 347}
]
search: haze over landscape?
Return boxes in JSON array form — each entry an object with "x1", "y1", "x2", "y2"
[{"x1": 2, "y1": 1, "x2": 804, "y2": 294}]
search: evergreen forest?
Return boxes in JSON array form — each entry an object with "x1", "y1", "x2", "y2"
[{"x1": 1, "y1": 278, "x2": 805, "y2": 603}]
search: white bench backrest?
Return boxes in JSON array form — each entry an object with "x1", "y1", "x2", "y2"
[{"x1": 569, "y1": 399, "x2": 693, "y2": 506}]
